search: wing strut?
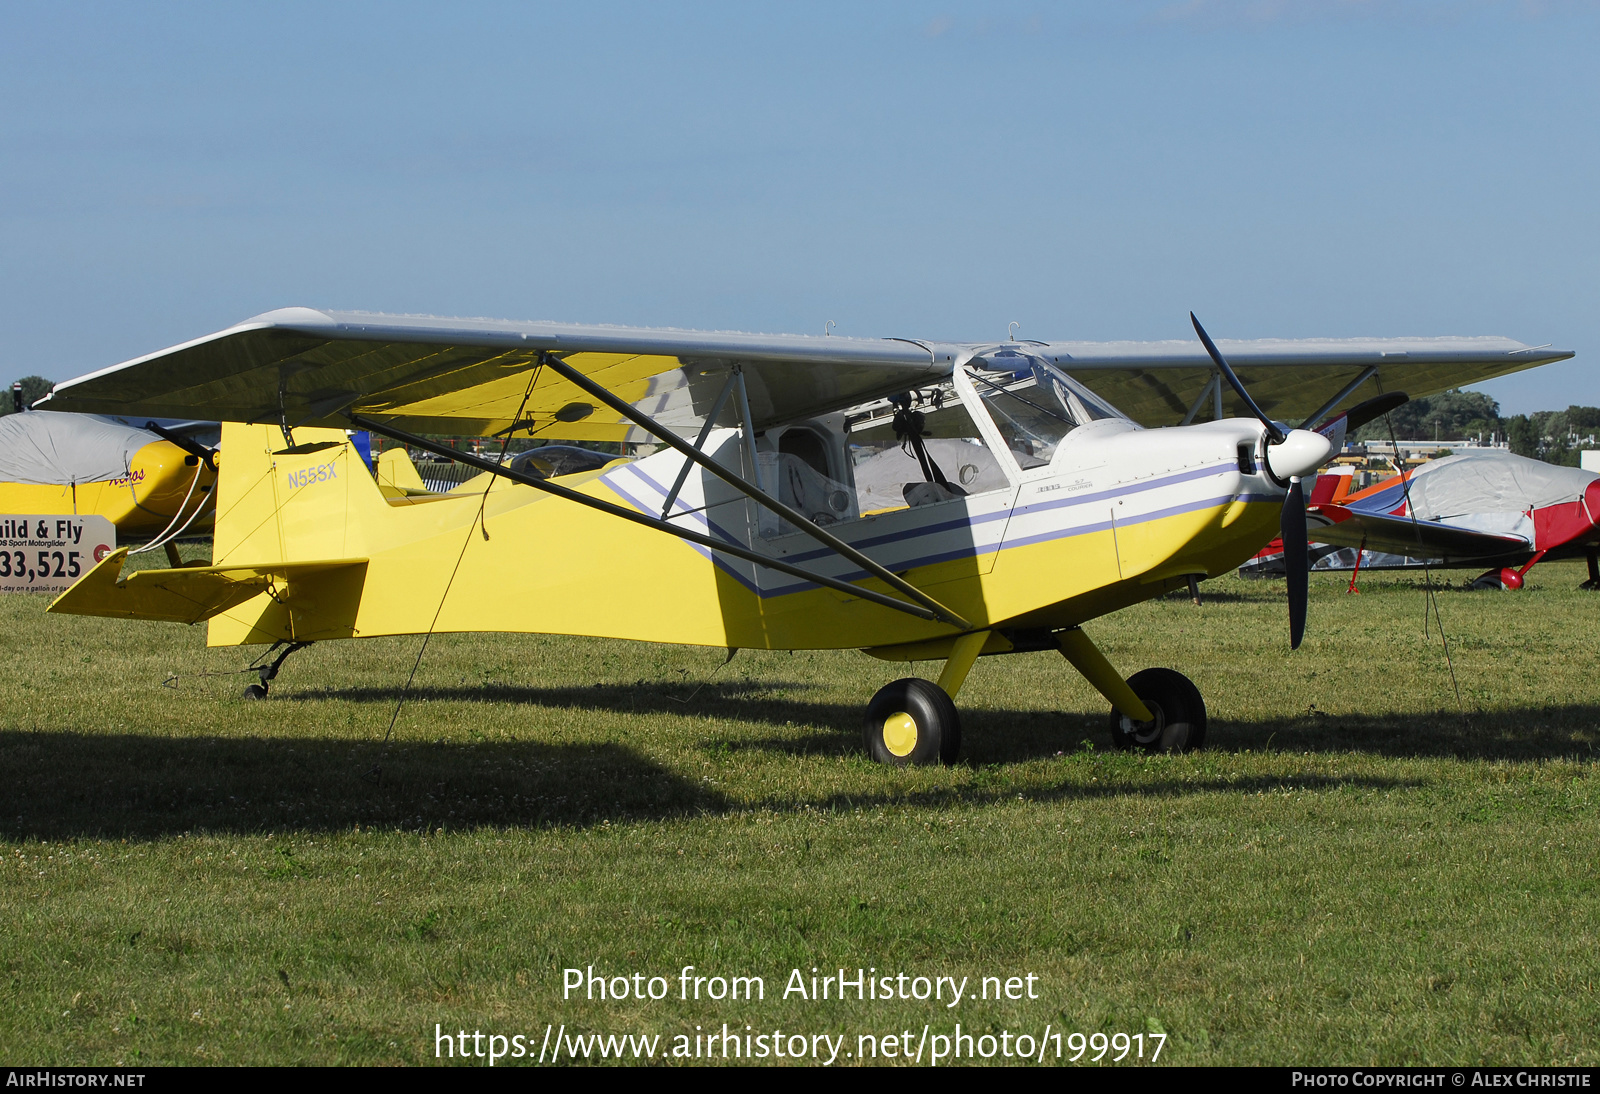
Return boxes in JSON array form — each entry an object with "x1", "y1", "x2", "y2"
[
  {"x1": 660, "y1": 369, "x2": 738, "y2": 518},
  {"x1": 531, "y1": 353, "x2": 972, "y2": 630},
  {"x1": 1179, "y1": 372, "x2": 1219, "y2": 426},
  {"x1": 1299, "y1": 367, "x2": 1378, "y2": 431},
  {"x1": 349, "y1": 415, "x2": 964, "y2": 628}
]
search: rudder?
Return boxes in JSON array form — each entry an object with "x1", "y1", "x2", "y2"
[{"x1": 213, "y1": 423, "x2": 387, "y2": 567}]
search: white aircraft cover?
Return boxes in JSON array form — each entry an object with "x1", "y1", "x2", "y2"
[
  {"x1": 1407, "y1": 449, "x2": 1599, "y2": 522},
  {"x1": 0, "y1": 411, "x2": 158, "y2": 485}
]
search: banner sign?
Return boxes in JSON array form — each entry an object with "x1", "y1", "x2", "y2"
[{"x1": 0, "y1": 514, "x2": 116, "y2": 593}]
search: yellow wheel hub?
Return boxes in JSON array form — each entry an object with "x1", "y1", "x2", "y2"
[{"x1": 882, "y1": 711, "x2": 919, "y2": 757}]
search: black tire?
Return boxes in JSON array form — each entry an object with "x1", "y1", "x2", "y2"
[
  {"x1": 864, "y1": 678, "x2": 961, "y2": 766},
  {"x1": 1108, "y1": 667, "x2": 1206, "y2": 753},
  {"x1": 243, "y1": 683, "x2": 269, "y2": 700}
]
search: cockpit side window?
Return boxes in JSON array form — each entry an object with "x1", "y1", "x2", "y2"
[
  {"x1": 847, "y1": 396, "x2": 1009, "y2": 513},
  {"x1": 757, "y1": 423, "x2": 857, "y2": 535},
  {"x1": 778, "y1": 427, "x2": 831, "y2": 479}
]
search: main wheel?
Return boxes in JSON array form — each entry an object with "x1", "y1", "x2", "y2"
[
  {"x1": 864, "y1": 678, "x2": 961, "y2": 766},
  {"x1": 1108, "y1": 667, "x2": 1206, "y2": 753}
]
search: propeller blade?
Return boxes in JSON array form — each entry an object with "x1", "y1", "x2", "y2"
[
  {"x1": 1190, "y1": 313, "x2": 1285, "y2": 444},
  {"x1": 1282, "y1": 476, "x2": 1309, "y2": 649}
]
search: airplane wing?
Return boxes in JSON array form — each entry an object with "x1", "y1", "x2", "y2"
[
  {"x1": 40, "y1": 308, "x2": 950, "y2": 442},
  {"x1": 1307, "y1": 504, "x2": 1531, "y2": 563},
  {"x1": 1042, "y1": 336, "x2": 1573, "y2": 427},
  {"x1": 40, "y1": 307, "x2": 1574, "y2": 435}
]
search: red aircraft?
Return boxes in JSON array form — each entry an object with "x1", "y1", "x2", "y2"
[{"x1": 1246, "y1": 447, "x2": 1600, "y2": 591}]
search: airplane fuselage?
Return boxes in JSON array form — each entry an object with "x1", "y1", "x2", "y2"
[{"x1": 110, "y1": 414, "x2": 1286, "y2": 659}]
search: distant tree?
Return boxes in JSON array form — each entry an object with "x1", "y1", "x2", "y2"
[
  {"x1": 1561, "y1": 403, "x2": 1600, "y2": 441},
  {"x1": 1545, "y1": 436, "x2": 1581, "y2": 467},
  {"x1": 1351, "y1": 389, "x2": 1501, "y2": 442},
  {"x1": 1507, "y1": 415, "x2": 1539, "y2": 458},
  {"x1": 3, "y1": 375, "x2": 53, "y2": 415},
  {"x1": 1531, "y1": 409, "x2": 1567, "y2": 441},
  {"x1": 1564, "y1": 405, "x2": 1600, "y2": 436}
]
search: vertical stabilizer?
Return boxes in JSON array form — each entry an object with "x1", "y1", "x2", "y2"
[
  {"x1": 213, "y1": 424, "x2": 383, "y2": 567},
  {"x1": 203, "y1": 424, "x2": 384, "y2": 645}
]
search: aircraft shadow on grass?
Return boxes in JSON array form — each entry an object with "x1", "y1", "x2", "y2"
[
  {"x1": 290, "y1": 680, "x2": 1600, "y2": 765},
  {"x1": 0, "y1": 731, "x2": 724, "y2": 841},
  {"x1": 4, "y1": 691, "x2": 1589, "y2": 839},
  {"x1": 0, "y1": 728, "x2": 1422, "y2": 842}
]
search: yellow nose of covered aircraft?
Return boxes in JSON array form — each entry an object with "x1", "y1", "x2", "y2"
[{"x1": 0, "y1": 411, "x2": 217, "y2": 538}]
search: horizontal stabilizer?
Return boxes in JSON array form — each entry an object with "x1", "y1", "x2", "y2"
[{"x1": 47, "y1": 547, "x2": 368, "y2": 625}]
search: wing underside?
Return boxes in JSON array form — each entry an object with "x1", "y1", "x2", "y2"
[
  {"x1": 1042, "y1": 338, "x2": 1574, "y2": 427},
  {"x1": 41, "y1": 309, "x2": 948, "y2": 441},
  {"x1": 1308, "y1": 505, "x2": 1531, "y2": 562}
]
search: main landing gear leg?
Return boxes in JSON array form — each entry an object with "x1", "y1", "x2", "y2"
[
  {"x1": 1056, "y1": 627, "x2": 1207, "y2": 753},
  {"x1": 243, "y1": 640, "x2": 312, "y2": 700},
  {"x1": 1478, "y1": 550, "x2": 1548, "y2": 591},
  {"x1": 1583, "y1": 548, "x2": 1600, "y2": 591},
  {"x1": 863, "y1": 630, "x2": 988, "y2": 766}
]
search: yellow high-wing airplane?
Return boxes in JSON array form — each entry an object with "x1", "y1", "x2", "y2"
[{"x1": 39, "y1": 308, "x2": 1572, "y2": 762}]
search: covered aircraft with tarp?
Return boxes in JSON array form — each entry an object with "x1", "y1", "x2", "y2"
[
  {"x1": 0, "y1": 410, "x2": 217, "y2": 540},
  {"x1": 1245, "y1": 449, "x2": 1600, "y2": 590}
]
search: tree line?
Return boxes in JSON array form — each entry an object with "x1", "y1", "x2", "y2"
[
  {"x1": 1347, "y1": 389, "x2": 1598, "y2": 466},
  {"x1": 4, "y1": 375, "x2": 51, "y2": 414}
]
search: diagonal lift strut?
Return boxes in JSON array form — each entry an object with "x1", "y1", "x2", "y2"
[{"x1": 531, "y1": 352, "x2": 971, "y2": 630}]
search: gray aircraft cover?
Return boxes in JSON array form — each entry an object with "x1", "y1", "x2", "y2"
[
  {"x1": 0, "y1": 411, "x2": 159, "y2": 486},
  {"x1": 1406, "y1": 449, "x2": 1598, "y2": 522}
]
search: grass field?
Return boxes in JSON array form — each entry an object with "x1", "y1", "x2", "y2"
[{"x1": 2, "y1": 546, "x2": 1597, "y2": 1066}]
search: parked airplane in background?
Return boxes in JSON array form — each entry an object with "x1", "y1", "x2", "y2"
[
  {"x1": 0, "y1": 408, "x2": 219, "y2": 547},
  {"x1": 36, "y1": 307, "x2": 1573, "y2": 760},
  {"x1": 1247, "y1": 450, "x2": 1600, "y2": 590}
]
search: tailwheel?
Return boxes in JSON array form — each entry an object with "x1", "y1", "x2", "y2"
[
  {"x1": 239, "y1": 640, "x2": 312, "y2": 700},
  {"x1": 864, "y1": 678, "x2": 961, "y2": 766},
  {"x1": 1108, "y1": 668, "x2": 1206, "y2": 753}
]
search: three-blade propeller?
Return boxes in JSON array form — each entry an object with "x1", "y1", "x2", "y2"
[{"x1": 1190, "y1": 313, "x2": 1340, "y2": 650}]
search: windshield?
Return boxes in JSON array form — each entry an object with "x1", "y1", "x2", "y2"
[{"x1": 969, "y1": 352, "x2": 1128, "y2": 468}]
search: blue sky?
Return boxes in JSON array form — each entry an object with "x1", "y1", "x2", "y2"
[{"x1": 3, "y1": 0, "x2": 1596, "y2": 413}]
